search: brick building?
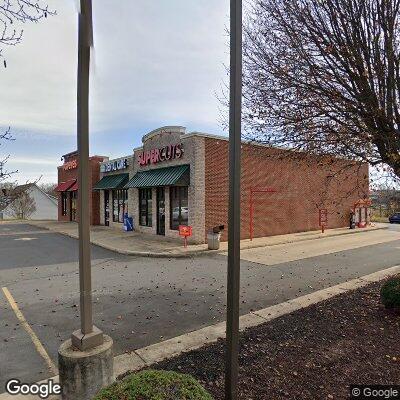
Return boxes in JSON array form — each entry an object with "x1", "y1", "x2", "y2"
[
  {"x1": 56, "y1": 151, "x2": 107, "y2": 225},
  {"x1": 205, "y1": 139, "x2": 369, "y2": 241},
  {"x1": 93, "y1": 155, "x2": 134, "y2": 228},
  {"x1": 90, "y1": 126, "x2": 369, "y2": 244}
]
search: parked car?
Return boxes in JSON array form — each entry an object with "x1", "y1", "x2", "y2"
[
  {"x1": 172, "y1": 206, "x2": 188, "y2": 220},
  {"x1": 389, "y1": 212, "x2": 400, "y2": 223}
]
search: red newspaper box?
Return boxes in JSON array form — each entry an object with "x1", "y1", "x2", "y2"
[{"x1": 179, "y1": 225, "x2": 192, "y2": 248}]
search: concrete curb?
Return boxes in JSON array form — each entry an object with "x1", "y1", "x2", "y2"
[
  {"x1": 41, "y1": 229, "x2": 200, "y2": 258},
  {"x1": 1, "y1": 264, "x2": 399, "y2": 399},
  {"x1": 26, "y1": 222, "x2": 203, "y2": 258},
  {"x1": 27, "y1": 222, "x2": 388, "y2": 258}
]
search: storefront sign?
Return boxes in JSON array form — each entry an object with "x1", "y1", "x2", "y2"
[
  {"x1": 63, "y1": 160, "x2": 78, "y2": 171},
  {"x1": 138, "y1": 143, "x2": 183, "y2": 166},
  {"x1": 101, "y1": 158, "x2": 129, "y2": 173}
]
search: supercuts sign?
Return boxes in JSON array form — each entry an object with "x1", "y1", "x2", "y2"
[
  {"x1": 101, "y1": 158, "x2": 128, "y2": 173},
  {"x1": 138, "y1": 143, "x2": 183, "y2": 166}
]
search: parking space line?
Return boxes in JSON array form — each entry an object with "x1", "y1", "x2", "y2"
[
  {"x1": 1, "y1": 287, "x2": 57, "y2": 375},
  {"x1": 0, "y1": 231, "x2": 48, "y2": 236}
]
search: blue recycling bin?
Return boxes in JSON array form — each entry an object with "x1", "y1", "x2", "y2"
[{"x1": 123, "y1": 213, "x2": 134, "y2": 231}]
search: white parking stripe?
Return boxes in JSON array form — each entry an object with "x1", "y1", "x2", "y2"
[{"x1": 1, "y1": 287, "x2": 57, "y2": 375}]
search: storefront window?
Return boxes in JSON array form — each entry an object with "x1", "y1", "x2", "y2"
[
  {"x1": 61, "y1": 192, "x2": 68, "y2": 216},
  {"x1": 170, "y1": 186, "x2": 188, "y2": 230},
  {"x1": 139, "y1": 188, "x2": 152, "y2": 227},
  {"x1": 112, "y1": 189, "x2": 128, "y2": 223}
]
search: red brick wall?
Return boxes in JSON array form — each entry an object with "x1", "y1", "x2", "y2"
[
  {"x1": 204, "y1": 138, "x2": 369, "y2": 241},
  {"x1": 57, "y1": 160, "x2": 76, "y2": 223},
  {"x1": 57, "y1": 156, "x2": 105, "y2": 225}
]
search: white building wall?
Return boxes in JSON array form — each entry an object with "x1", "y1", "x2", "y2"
[
  {"x1": 29, "y1": 187, "x2": 58, "y2": 220},
  {"x1": 2, "y1": 186, "x2": 58, "y2": 220}
]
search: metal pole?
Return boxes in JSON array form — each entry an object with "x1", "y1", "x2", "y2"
[
  {"x1": 225, "y1": 0, "x2": 242, "y2": 398},
  {"x1": 71, "y1": 0, "x2": 103, "y2": 351},
  {"x1": 78, "y1": 0, "x2": 93, "y2": 336},
  {"x1": 249, "y1": 189, "x2": 253, "y2": 241}
]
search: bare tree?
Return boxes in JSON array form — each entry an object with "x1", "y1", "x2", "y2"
[
  {"x1": 38, "y1": 182, "x2": 57, "y2": 197},
  {"x1": 0, "y1": 180, "x2": 16, "y2": 210},
  {"x1": 242, "y1": 0, "x2": 400, "y2": 180},
  {"x1": 371, "y1": 182, "x2": 400, "y2": 216},
  {"x1": 1, "y1": 2, "x2": 54, "y2": 180},
  {"x1": 9, "y1": 189, "x2": 36, "y2": 219},
  {"x1": 0, "y1": 127, "x2": 17, "y2": 182},
  {"x1": 0, "y1": 0, "x2": 54, "y2": 66}
]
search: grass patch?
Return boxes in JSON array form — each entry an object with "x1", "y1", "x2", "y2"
[{"x1": 94, "y1": 369, "x2": 213, "y2": 400}]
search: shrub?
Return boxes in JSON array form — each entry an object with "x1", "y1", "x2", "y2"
[
  {"x1": 94, "y1": 369, "x2": 213, "y2": 400},
  {"x1": 380, "y1": 277, "x2": 400, "y2": 309}
]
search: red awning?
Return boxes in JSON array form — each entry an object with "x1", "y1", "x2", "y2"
[
  {"x1": 55, "y1": 179, "x2": 76, "y2": 192},
  {"x1": 68, "y1": 181, "x2": 78, "y2": 191}
]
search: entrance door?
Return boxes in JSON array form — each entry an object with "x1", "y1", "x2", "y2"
[
  {"x1": 70, "y1": 191, "x2": 77, "y2": 222},
  {"x1": 104, "y1": 190, "x2": 110, "y2": 226},
  {"x1": 156, "y1": 187, "x2": 165, "y2": 235}
]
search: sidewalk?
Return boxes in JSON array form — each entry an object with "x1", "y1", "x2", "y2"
[
  {"x1": 28, "y1": 220, "x2": 205, "y2": 257},
  {"x1": 27, "y1": 220, "x2": 387, "y2": 258}
]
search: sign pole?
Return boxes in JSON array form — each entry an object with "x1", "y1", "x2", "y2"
[
  {"x1": 71, "y1": 0, "x2": 104, "y2": 350},
  {"x1": 225, "y1": 0, "x2": 242, "y2": 399},
  {"x1": 319, "y1": 209, "x2": 328, "y2": 235},
  {"x1": 249, "y1": 188, "x2": 253, "y2": 241}
]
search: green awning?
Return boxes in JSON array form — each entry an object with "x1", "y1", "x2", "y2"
[
  {"x1": 124, "y1": 165, "x2": 190, "y2": 188},
  {"x1": 93, "y1": 173, "x2": 129, "y2": 190}
]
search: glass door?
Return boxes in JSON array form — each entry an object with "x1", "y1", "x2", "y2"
[
  {"x1": 70, "y1": 191, "x2": 77, "y2": 222},
  {"x1": 156, "y1": 187, "x2": 165, "y2": 235}
]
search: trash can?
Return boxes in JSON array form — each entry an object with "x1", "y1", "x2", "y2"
[{"x1": 207, "y1": 232, "x2": 221, "y2": 250}]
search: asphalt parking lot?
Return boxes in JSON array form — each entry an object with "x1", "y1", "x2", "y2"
[
  {"x1": 1, "y1": 222, "x2": 400, "y2": 390},
  {"x1": 0, "y1": 223, "x2": 118, "y2": 270}
]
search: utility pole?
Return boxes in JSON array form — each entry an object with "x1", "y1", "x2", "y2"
[
  {"x1": 58, "y1": 4, "x2": 113, "y2": 398},
  {"x1": 71, "y1": 0, "x2": 103, "y2": 351},
  {"x1": 225, "y1": 0, "x2": 242, "y2": 399}
]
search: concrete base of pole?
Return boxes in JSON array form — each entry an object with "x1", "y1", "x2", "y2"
[
  {"x1": 71, "y1": 325, "x2": 104, "y2": 351},
  {"x1": 58, "y1": 334, "x2": 114, "y2": 400}
]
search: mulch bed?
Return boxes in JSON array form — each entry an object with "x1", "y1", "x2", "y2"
[{"x1": 150, "y1": 279, "x2": 400, "y2": 399}]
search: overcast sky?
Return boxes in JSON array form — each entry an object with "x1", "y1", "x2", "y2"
[{"x1": 0, "y1": 0, "x2": 230, "y2": 183}]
